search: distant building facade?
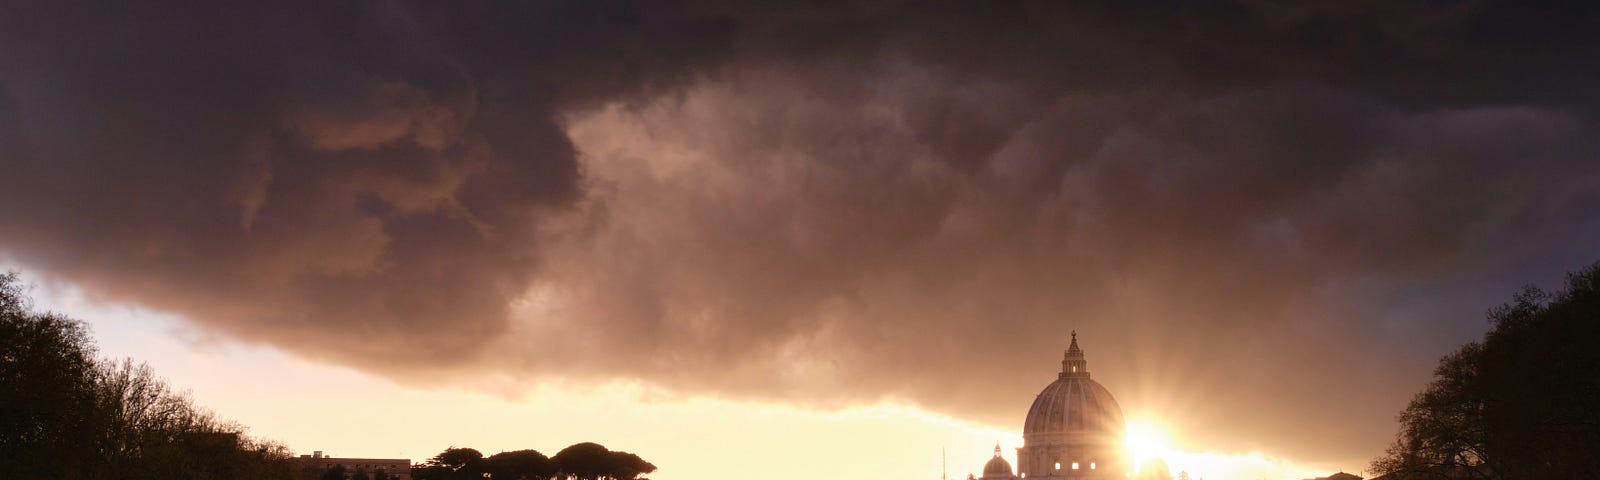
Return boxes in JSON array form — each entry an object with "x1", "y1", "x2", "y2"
[
  {"x1": 974, "y1": 332, "x2": 1127, "y2": 479},
  {"x1": 296, "y1": 451, "x2": 411, "y2": 480}
]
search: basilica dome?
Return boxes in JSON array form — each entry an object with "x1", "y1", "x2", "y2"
[
  {"x1": 1022, "y1": 333, "x2": 1125, "y2": 439},
  {"x1": 1013, "y1": 332, "x2": 1126, "y2": 479},
  {"x1": 1022, "y1": 375, "x2": 1124, "y2": 436}
]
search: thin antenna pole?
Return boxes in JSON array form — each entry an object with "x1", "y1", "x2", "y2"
[{"x1": 942, "y1": 446, "x2": 947, "y2": 480}]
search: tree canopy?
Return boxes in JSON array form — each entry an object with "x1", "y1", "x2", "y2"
[
  {"x1": 549, "y1": 442, "x2": 655, "y2": 480},
  {"x1": 414, "y1": 447, "x2": 487, "y2": 480},
  {"x1": 0, "y1": 271, "x2": 102, "y2": 477},
  {"x1": 1371, "y1": 262, "x2": 1600, "y2": 479},
  {"x1": 487, "y1": 449, "x2": 554, "y2": 480},
  {"x1": 0, "y1": 271, "x2": 295, "y2": 480},
  {"x1": 416, "y1": 443, "x2": 654, "y2": 480}
]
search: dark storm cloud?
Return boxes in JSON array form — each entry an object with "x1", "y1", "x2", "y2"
[
  {"x1": 4, "y1": 0, "x2": 1600, "y2": 467},
  {"x1": 553, "y1": 76, "x2": 1597, "y2": 463},
  {"x1": 0, "y1": 1, "x2": 736, "y2": 364}
]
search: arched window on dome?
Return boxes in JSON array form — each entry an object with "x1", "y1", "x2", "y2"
[
  {"x1": 1071, "y1": 462, "x2": 1079, "y2": 470},
  {"x1": 1054, "y1": 462, "x2": 1060, "y2": 470},
  {"x1": 1090, "y1": 462, "x2": 1096, "y2": 470}
]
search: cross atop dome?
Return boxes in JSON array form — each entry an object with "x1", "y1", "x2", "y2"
[{"x1": 1060, "y1": 330, "x2": 1089, "y2": 379}]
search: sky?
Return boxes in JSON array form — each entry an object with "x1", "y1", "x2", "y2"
[{"x1": 4, "y1": 1, "x2": 1600, "y2": 479}]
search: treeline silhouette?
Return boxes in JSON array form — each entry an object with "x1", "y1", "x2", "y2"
[
  {"x1": 1, "y1": 271, "x2": 657, "y2": 480},
  {"x1": 0, "y1": 271, "x2": 295, "y2": 479},
  {"x1": 1369, "y1": 262, "x2": 1600, "y2": 480},
  {"x1": 407, "y1": 443, "x2": 655, "y2": 480}
]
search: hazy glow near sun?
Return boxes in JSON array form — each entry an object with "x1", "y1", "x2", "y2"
[
  {"x1": 1122, "y1": 416, "x2": 1330, "y2": 480},
  {"x1": 1125, "y1": 417, "x2": 1175, "y2": 471}
]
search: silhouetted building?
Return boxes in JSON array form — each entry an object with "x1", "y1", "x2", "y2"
[
  {"x1": 1305, "y1": 472, "x2": 1361, "y2": 480},
  {"x1": 975, "y1": 332, "x2": 1127, "y2": 479},
  {"x1": 296, "y1": 451, "x2": 411, "y2": 480}
]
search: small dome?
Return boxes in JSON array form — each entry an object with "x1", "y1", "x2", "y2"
[
  {"x1": 1135, "y1": 457, "x2": 1171, "y2": 480},
  {"x1": 983, "y1": 446, "x2": 1013, "y2": 476}
]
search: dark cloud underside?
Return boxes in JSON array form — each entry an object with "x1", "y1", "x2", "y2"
[{"x1": 3, "y1": 0, "x2": 1599, "y2": 467}]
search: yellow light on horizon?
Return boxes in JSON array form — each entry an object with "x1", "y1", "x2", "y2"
[
  {"x1": 1124, "y1": 417, "x2": 1174, "y2": 471},
  {"x1": 1121, "y1": 415, "x2": 1331, "y2": 480}
]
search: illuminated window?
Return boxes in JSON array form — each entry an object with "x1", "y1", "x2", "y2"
[
  {"x1": 1054, "y1": 462, "x2": 1061, "y2": 470},
  {"x1": 1091, "y1": 462, "x2": 1097, "y2": 470},
  {"x1": 1072, "y1": 462, "x2": 1080, "y2": 470}
]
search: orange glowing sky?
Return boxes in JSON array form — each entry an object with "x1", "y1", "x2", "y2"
[{"x1": 33, "y1": 272, "x2": 1344, "y2": 480}]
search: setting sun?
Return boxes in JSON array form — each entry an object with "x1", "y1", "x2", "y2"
[{"x1": 1124, "y1": 418, "x2": 1175, "y2": 471}]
